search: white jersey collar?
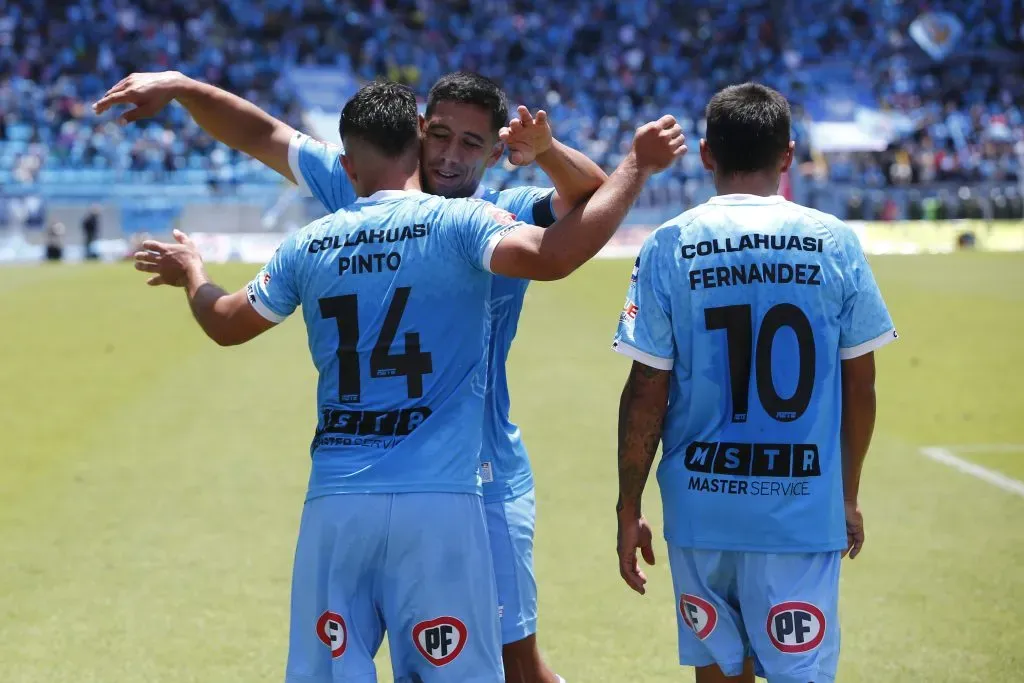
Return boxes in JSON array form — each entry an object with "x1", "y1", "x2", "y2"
[
  {"x1": 707, "y1": 194, "x2": 786, "y2": 205},
  {"x1": 355, "y1": 189, "x2": 426, "y2": 204}
]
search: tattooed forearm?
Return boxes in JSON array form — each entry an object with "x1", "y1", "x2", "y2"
[{"x1": 617, "y1": 361, "x2": 671, "y2": 517}]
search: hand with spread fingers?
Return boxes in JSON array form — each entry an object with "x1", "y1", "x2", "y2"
[
  {"x1": 499, "y1": 106, "x2": 554, "y2": 167},
  {"x1": 92, "y1": 71, "x2": 185, "y2": 124},
  {"x1": 134, "y1": 229, "x2": 204, "y2": 287}
]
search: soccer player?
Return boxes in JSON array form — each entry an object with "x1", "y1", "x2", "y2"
[
  {"x1": 96, "y1": 69, "x2": 609, "y2": 683},
  {"x1": 611, "y1": 83, "x2": 897, "y2": 683},
  {"x1": 133, "y1": 81, "x2": 684, "y2": 682}
]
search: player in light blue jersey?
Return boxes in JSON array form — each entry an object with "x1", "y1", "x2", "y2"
[
  {"x1": 97, "y1": 69, "x2": 610, "y2": 683},
  {"x1": 611, "y1": 84, "x2": 896, "y2": 683},
  {"x1": 132, "y1": 80, "x2": 685, "y2": 683}
]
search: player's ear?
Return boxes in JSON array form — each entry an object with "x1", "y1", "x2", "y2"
[
  {"x1": 779, "y1": 141, "x2": 796, "y2": 173},
  {"x1": 699, "y1": 139, "x2": 715, "y2": 172},
  {"x1": 340, "y1": 153, "x2": 358, "y2": 186},
  {"x1": 418, "y1": 114, "x2": 427, "y2": 135}
]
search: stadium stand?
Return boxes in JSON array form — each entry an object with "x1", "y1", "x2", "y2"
[{"x1": 0, "y1": 0, "x2": 1021, "y2": 235}]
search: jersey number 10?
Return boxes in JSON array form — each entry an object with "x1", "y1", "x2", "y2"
[
  {"x1": 704, "y1": 303, "x2": 815, "y2": 423},
  {"x1": 319, "y1": 287, "x2": 434, "y2": 403}
]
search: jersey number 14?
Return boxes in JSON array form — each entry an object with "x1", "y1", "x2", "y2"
[{"x1": 319, "y1": 287, "x2": 434, "y2": 403}]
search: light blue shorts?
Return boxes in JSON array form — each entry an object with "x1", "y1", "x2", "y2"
[
  {"x1": 668, "y1": 546, "x2": 841, "y2": 683},
  {"x1": 285, "y1": 493, "x2": 504, "y2": 683},
  {"x1": 484, "y1": 488, "x2": 538, "y2": 644}
]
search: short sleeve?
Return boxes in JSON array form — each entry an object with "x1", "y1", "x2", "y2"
[
  {"x1": 836, "y1": 225, "x2": 897, "y2": 359},
  {"x1": 611, "y1": 232, "x2": 675, "y2": 370},
  {"x1": 443, "y1": 198, "x2": 528, "y2": 272},
  {"x1": 288, "y1": 132, "x2": 357, "y2": 212},
  {"x1": 246, "y1": 230, "x2": 303, "y2": 323},
  {"x1": 496, "y1": 186, "x2": 556, "y2": 227}
]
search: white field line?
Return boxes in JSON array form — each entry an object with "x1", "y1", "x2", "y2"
[
  {"x1": 919, "y1": 446, "x2": 1024, "y2": 498},
  {"x1": 944, "y1": 444, "x2": 1024, "y2": 455}
]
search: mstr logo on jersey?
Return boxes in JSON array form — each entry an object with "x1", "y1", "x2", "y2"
[
  {"x1": 685, "y1": 441, "x2": 820, "y2": 497},
  {"x1": 766, "y1": 601, "x2": 826, "y2": 653},
  {"x1": 413, "y1": 616, "x2": 467, "y2": 666},
  {"x1": 680, "y1": 594, "x2": 718, "y2": 640},
  {"x1": 316, "y1": 611, "x2": 347, "y2": 659}
]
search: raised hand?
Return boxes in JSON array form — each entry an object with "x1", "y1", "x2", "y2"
[
  {"x1": 499, "y1": 106, "x2": 554, "y2": 166},
  {"x1": 631, "y1": 115, "x2": 687, "y2": 173},
  {"x1": 93, "y1": 71, "x2": 185, "y2": 124},
  {"x1": 134, "y1": 229, "x2": 203, "y2": 287}
]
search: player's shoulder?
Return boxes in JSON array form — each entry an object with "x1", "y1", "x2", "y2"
[
  {"x1": 779, "y1": 201, "x2": 856, "y2": 245},
  {"x1": 284, "y1": 214, "x2": 337, "y2": 250},
  {"x1": 294, "y1": 131, "x2": 344, "y2": 156},
  {"x1": 645, "y1": 204, "x2": 717, "y2": 247}
]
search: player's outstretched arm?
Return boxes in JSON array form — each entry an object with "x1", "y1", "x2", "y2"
[
  {"x1": 500, "y1": 106, "x2": 608, "y2": 217},
  {"x1": 616, "y1": 360, "x2": 670, "y2": 595},
  {"x1": 490, "y1": 116, "x2": 685, "y2": 281},
  {"x1": 93, "y1": 72, "x2": 298, "y2": 182},
  {"x1": 840, "y1": 352, "x2": 877, "y2": 559},
  {"x1": 134, "y1": 230, "x2": 276, "y2": 347}
]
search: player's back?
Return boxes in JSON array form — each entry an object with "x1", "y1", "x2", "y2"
[
  {"x1": 249, "y1": 189, "x2": 513, "y2": 500},
  {"x1": 615, "y1": 194, "x2": 895, "y2": 552}
]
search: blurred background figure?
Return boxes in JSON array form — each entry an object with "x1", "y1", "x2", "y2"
[
  {"x1": 44, "y1": 221, "x2": 65, "y2": 262},
  {"x1": 82, "y1": 204, "x2": 101, "y2": 260}
]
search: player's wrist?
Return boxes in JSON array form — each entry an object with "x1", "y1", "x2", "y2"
[
  {"x1": 615, "y1": 497, "x2": 642, "y2": 519},
  {"x1": 533, "y1": 138, "x2": 559, "y2": 165},
  {"x1": 173, "y1": 72, "x2": 202, "y2": 101},
  {"x1": 624, "y1": 149, "x2": 656, "y2": 177}
]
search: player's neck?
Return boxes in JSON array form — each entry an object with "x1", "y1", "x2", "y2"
[
  {"x1": 713, "y1": 172, "x2": 781, "y2": 198},
  {"x1": 362, "y1": 171, "x2": 423, "y2": 197}
]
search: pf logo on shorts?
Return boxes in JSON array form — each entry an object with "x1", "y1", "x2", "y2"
[
  {"x1": 316, "y1": 611, "x2": 347, "y2": 659},
  {"x1": 413, "y1": 616, "x2": 467, "y2": 666},
  {"x1": 680, "y1": 594, "x2": 718, "y2": 640},
  {"x1": 767, "y1": 601, "x2": 826, "y2": 653}
]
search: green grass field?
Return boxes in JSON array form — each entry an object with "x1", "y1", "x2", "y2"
[{"x1": 2, "y1": 254, "x2": 1023, "y2": 682}]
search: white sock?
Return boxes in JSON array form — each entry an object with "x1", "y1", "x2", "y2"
[{"x1": 556, "y1": 677, "x2": 566, "y2": 683}]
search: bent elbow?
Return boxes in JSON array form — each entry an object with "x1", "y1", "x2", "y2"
[
  {"x1": 540, "y1": 255, "x2": 581, "y2": 281},
  {"x1": 207, "y1": 328, "x2": 243, "y2": 347}
]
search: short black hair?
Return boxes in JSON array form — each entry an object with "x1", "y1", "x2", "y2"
[
  {"x1": 339, "y1": 81, "x2": 419, "y2": 157},
  {"x1": 705, "y1": 83, "x2": 791, "y2": 175},
  {"x1": 426, "y1": 71, "x2": 509, "y2": 135}
]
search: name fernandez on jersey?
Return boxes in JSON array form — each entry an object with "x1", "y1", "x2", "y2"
[{"x1": 683, "y1": 234, "x2": 824, "y2": 290}]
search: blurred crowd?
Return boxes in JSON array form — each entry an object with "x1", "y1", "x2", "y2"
[{"x1": 0, "y1": 0, "x2": 1022, "y2": 214}]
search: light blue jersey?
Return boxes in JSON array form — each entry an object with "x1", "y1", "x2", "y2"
[
  {"x1": 247, "y1": 188, "x2": 527, "y2": 500},
  {"x1": 288, "y1": 132, "x2": 554, "y2": 503},
  {"x1": 613, "y1": 194, "x2": 897, "y2": 553}
]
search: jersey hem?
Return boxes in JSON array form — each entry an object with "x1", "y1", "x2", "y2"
[
  {"x1": 482, "y1": 223, "x2": 525, "y2": 272},
  {"x1": 840, "y1": 328, "x2": 898, "y2": 359},
  {"x1": 287, "y1": 131, "x2": 312, "y2": 195},
  {"x1": 664, "y1": 534, "x2": 848, "y2": 553},
  {"x1": 305, "y1": 483, "x2": 481, "y2": 502},
  {"x1": 482, "y1": 476, "x2": 535, "y2": 504},
  {"x1": 611, "y1": 339, "x2": 674, "y2": 370},
  {"x1": 247, "y1": 284, "x2": 288, "y2": 323}
]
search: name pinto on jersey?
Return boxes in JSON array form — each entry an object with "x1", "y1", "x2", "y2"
[
  {"x1": 308, "y1": 223, "x2": 433, "y2": 276},
  {"x1": 683, "y1": 234, "x2": 824, "y2": 291}
]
